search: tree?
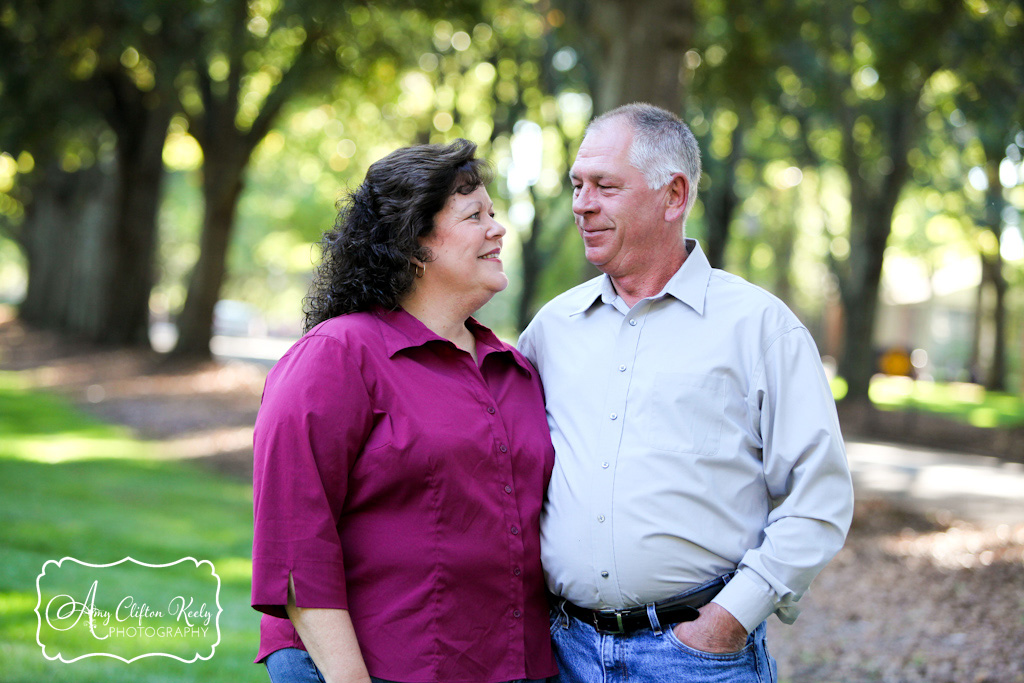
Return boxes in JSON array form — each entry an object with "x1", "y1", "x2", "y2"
[
  {"x1": 172, "y1": 0, "x2": 495, "y2": 358},
  {"x1": 0, "y1": 0, "x2": 195, "y2": 345},
  {"x1": 950, "y1": 0, "x2": 1024, "y2": 390},
  {"x1": 170, "y1": 0, "x2": 349, "y2": 357},
  {"x1": 775, "y1": 0, "x2": 968, "y2": 402},
  {"x1": 555, "y1": 0, "x2": 695, "y2": 114}
]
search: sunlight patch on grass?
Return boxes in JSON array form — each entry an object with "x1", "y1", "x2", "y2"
[
  {"x1": 865, "y1": 375, "x2": 1024, "y2": 428},
  {"x1": 210, "y1": 557, "x2": 254, "y2": 583},
  {"x1": 0, "y1": 381, "x2": 260, "y2": 682},
  {"x1": 0, "y1": 371, "x2": 156, "y2": 464}
]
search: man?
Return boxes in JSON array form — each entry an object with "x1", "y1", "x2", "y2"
[{"x1": 518, "y1": 103, "x2": 854, "y2": 681}]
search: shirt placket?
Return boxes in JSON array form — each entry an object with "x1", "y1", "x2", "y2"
[
  {"x1": 474, "y1": 356, "x2": 528, "y2": 642},
  {"x1": 592, "y1": 301, "x2": 648, "y2": 607}
]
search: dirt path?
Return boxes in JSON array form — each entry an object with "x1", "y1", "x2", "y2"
[{"x1": 3, "y1": 315, "x2": 1022, "y2": 682}]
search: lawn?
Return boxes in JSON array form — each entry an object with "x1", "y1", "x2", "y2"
[
  {"x1": 0, "y1": 373, "x2": 264, "y2": 682},
  {"x1": 832, "y1": 375, "x2": 1024, "y2": 429}
]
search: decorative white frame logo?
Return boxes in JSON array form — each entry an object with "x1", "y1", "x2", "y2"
[{"x1": 35, "y1": 556, "x2": 222, "y2": 663}]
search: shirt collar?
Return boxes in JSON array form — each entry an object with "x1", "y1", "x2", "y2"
[
  {"x1": 569, "y1": 238, "x2": 711, "y2": 316},
  {"x1": 374, "y1": 306, "x2": 534, "y2": 376}
]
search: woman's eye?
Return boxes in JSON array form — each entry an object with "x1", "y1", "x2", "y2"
[{"x1": 469, "y1": 212, "x2": 480, "y2": 220}]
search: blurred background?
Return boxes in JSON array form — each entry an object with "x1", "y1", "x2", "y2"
[
  {"x1": 0, "y1": 0, "x2": 1021, "y2": 404},
  {"x1": 1, "y1": 1, "x2": 1023, "y2": 681}
]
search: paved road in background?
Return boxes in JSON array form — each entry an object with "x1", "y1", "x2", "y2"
[{"x1": 847, "y1": 439, "x2": 1024, "y2": 526}]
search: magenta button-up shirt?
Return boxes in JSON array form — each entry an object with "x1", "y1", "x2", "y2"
[{"x1": 251, "y1": 307, "x2": 557, "y2": 682}]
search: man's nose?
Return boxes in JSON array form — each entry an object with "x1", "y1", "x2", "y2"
[{"x1": 572, "y1": 186, "x2": 596, "y2": 215}]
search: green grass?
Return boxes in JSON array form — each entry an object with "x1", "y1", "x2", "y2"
[
  {"x1": 831, "y1": 375, "x2": 1024, "y2": 429},
  {"x1": 0, "y1": 374, "x2": 263, "y2": 682}
]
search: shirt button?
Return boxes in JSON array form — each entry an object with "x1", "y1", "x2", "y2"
[
  {"x1": 609, "y1": 413, "x2": 617, "y2": 420},
  {"x1": 602, "y1": 462, "x2": 610, "y2": 469},
  {"x1": 510, "y1": 526, "x2": 519, "y2": 535},
  {"x1": 629, "y1": 319, "x2": 637, "y2": 326},
  {"x1": 487, "y1": 406, "x2": 496, "y2": 414},
  {"x1": 513, "y1": 609, "x2": 522, "y2": 618},
  {"x1": 499, "y1": 443, "x2": 508, "y2": 453},
  {"x1": 601, "y1": 571, "x2": 610, "y2": 578},
  {"x1": 513, "y1": 567, "x2": 521, "y2": 576},
  {"x1": 618, "y1": 364, "x2": 626, "y2": 372},
  {"x1": 504, "y1": 485, "x2": 513, "y2": 494},
  {"x1": 597, "y1": 515, "x2": 605, "y2": 523}
]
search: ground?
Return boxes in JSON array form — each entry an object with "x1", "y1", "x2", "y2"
[{"x1": 2, "y1": 315, "x2": 1022, "y2": 683}]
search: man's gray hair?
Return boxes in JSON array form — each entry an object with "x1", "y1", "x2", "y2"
[{"x1": 588, "y1": 103, "x2": 702, "y2": 215}]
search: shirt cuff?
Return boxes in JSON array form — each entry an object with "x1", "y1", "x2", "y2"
[
  {"x1": 710, "y1": 568, "x2": 780, "y2": 633},
  {"x1": 251, "y1": 556, "x2": 348, "y2": 620}
]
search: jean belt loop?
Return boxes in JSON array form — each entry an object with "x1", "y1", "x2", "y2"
[
  {"x1": 645, "y1": 602, "x2": 663, "y2": 636},
  {"x1": 558, "y1": 599, "x2": 571, "y2": 630}
]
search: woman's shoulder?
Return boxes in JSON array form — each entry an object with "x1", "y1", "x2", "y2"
[
  {"x1": 305, "y1": 311, "x2": 381, "y2": 340},
  {"x1": 280, "y1": 312, "x2": 384, "y2": 363}
]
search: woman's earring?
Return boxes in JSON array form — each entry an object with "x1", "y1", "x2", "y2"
[{"x1": 414, "y1": 262, "x2": 425, "y2": 278}]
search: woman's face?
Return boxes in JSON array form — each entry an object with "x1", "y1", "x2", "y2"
[{"x1": 419, "y1": 185, "x2": 508, "y2": 307}]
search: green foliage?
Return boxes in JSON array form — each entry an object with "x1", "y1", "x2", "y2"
[
  {"x1": 0, "y1": 378, "x2": 258, "y2": 682},
  {"x1": 868, "y1": 376, "x2": 1024, "y2": 429}
]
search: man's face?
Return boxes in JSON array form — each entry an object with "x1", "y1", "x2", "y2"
[{"x1": 569, "y1": 117, "x2": 676, "y2": 278}]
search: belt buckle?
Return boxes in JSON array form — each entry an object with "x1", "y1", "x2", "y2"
[{"x1": 593, "y1": 609, "x2": 626, "y2": 635}]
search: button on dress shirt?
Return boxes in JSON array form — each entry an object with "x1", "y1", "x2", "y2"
[
  {"x1": 518, "y1": 239, "x2": 854, "y2": 632},
  {"x1": 252, "y1": 307, "x2": 557, "y2": 682}
]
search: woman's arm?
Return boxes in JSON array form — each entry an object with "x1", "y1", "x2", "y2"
[{"x1": 286, "y1": 574, "x2": 371, "y2": 683}]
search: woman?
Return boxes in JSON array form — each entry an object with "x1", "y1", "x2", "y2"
[{"x1": 251, "y1": 139, "x2": 557, "y2": 683}]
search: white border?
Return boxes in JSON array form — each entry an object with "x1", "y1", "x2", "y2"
[{"x1": 35, "y1": 556, "x2": 223, "y2": 663}]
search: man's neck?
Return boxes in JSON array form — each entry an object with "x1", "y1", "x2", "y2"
[{"x1": 609, "y1": 245, "x2": 689, "y2": 308}]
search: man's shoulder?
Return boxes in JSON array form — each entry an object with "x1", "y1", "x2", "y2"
[
  {"x1": 531, "y1": 275, "x2": 605, "y2": 321},
  {"x1": 708, "y1": 269, "x2": 804, "y2": 330}
]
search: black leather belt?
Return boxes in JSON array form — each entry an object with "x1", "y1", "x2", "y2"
[{"x1": 559, "y1": 580, "x2": 725, "y2": 635}]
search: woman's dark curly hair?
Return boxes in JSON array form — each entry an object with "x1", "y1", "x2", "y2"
[{"x1": 303, "y1": 138, "x2": 492, "y2": 332}]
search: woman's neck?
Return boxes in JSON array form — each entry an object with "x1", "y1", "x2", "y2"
[{"x1": 400, "y1": 292, "x2": 479, "y2": 361}]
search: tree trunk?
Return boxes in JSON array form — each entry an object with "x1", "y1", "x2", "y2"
[
  {"x1": 835, "y1": 98, "x2": 917, "y2": 403},
  {"x1": 18, "y1": 80, "x2": 170, "y2": 348},
  {"x1": 569, "y1": 0, "x2": 694, "y2": 114},
  {"x1": 100, "y1": 72, "x2": 174, "y2": 346},
  {"x1": 982, "y1": 160, "x2": 1007, "y2": 391},
  {"x1": 836, "y1": 102, "x2": 913, "y2": 403},
  {"x1": 702, "y1": 122, "x2": 742, "y2": 269},
  {"x1": 172, "y1": 151, "x2": 248, "y2": 358},
  {"x1": 19, "y1": 163, "x2": 117, "y2": 335}
]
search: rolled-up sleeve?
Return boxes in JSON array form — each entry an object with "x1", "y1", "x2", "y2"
[
  {"x1": 714, "y1": 326, "x2": 854, "y2": 631},
  {"x1": 251, "y1": 334, "x2": 373, "y2": 618}
]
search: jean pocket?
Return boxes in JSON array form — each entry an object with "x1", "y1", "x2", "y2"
[{"x1": 663, "y1": 624, "x2": 754, "y2": 661}]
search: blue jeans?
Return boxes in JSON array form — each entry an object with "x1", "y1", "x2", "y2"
[
  {"x1": 548, "y1": 598, "x2": 777, "y2": 682},
  {"x1": 264, "y1": 646, "x2": 540, "y2": 683}
]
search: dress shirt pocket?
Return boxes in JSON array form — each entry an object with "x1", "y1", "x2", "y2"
[{"x1": 641, "y1": 372, "x2": 725, "y2": 456}]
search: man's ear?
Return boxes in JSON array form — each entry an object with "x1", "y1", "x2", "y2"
[{"x1": 664, "y1": 173, "x2": 689, "y2": 223}]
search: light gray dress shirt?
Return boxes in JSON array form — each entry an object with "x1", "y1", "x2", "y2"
[{"x1": 518, "y1": 239, "x2": 854, "y2": 632}]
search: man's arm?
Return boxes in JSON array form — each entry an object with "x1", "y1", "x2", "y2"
[
  {"x1": 285, "y1": 574, "x2": 371, "y2": 683},
  {"x1": 690, "y1": 327, "x2": 855, "y2": 645}
]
